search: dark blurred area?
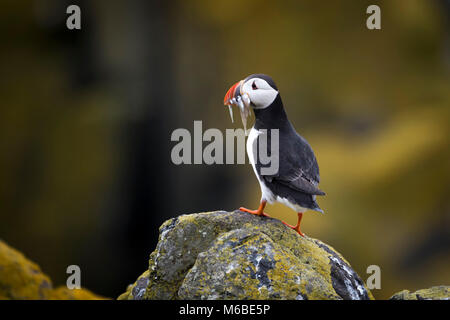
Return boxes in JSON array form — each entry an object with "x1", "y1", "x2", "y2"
[{"x1": 0, "y1": 0, "x2": 448, "y2": 299}]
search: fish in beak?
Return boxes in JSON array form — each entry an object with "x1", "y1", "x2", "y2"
[{"x1": 223, "y1": 80, "x2": 251, "y2": 133}]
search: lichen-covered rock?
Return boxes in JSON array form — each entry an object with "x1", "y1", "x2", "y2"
[
  {"x1": 0, "y1": 240, "x2": 104, "y2": 300},
  {"x1": 47, "y1": 287, "x2": 104, "y2": 300},
  {"x1": 118, "y1": 211, "x2": 374, "y2": 300},
  {"x1": 118, "y1": 270, "x2": 150, "y2": 300},
  {"x1": 389, "y1": 286, "x2": 449, "y2": 300}
]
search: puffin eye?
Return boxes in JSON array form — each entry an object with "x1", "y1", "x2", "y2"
[{"x1": 252, "y1": 81, "x2": 258, "y2": 90}]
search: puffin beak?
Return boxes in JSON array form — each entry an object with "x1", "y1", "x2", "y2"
[
  {"x1": 223, "y1": 80, "x2": 251, "y2": 132},
  {"x1": 223, "y1": 80, "x2": 242, "y2": 123},
  {"x1": 223, "y1": 80, "x2": 242, "y2": 106}
]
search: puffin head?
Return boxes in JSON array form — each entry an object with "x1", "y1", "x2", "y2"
[
  {"x1": 223, "y1": 74, "x2": 279, "y2": 131},
  {"x1": 223, "y1": 74, "x2": 279, "y2": 110}
]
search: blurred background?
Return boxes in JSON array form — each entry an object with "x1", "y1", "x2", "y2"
[{"x1": 0, "y1": 0, "x2": 449, "y2": 299}]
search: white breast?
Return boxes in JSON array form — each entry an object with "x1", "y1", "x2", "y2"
[
  {"x1": 246, "y1": 127, "x2": 309, "y2": 213},
  {"x1": 246, "y1": 127, "x2": 276, "y2": 203}
]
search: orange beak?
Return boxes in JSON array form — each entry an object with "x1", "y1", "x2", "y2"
[{"x1": 223, "y1": 80, "x2": 242, "y2": 105}]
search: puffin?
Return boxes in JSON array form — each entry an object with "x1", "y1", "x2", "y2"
[{"x1": 223, "y1": 74, "x2": 325, "y2": 237}]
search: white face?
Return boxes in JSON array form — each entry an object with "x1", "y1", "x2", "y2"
[{"x1": 241, "y1": 78, "x2": 278, "y2": 109}]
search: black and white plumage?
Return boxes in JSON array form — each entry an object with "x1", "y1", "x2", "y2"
[{"x1": 224, "y1": 74, "x2": 325, "y2": 236}]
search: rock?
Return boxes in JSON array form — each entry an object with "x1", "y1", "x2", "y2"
[
  {"x1": 0, "y1": 240, "x2": 104, "y2": 300},
  {"x1": 389, "y1": 286, "x2": 450, "y2": 300},
  {"x1": 118, "y1": 210, "x2": 374, "y2": 300}
]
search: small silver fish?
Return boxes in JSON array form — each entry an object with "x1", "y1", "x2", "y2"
[
  {"x1": 228, "y1": 105, "x2": 234, "y2": 123},
  {"x1": 236, "y1": 96, "x2": 249, "y2": 133},
  {"x1": 225, "y1": 92, "x2": 251, "y2": 135}
]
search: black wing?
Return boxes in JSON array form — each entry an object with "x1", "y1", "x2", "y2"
[{"x1": 257, "y1": 129, "x2": 325, "y2": 196}]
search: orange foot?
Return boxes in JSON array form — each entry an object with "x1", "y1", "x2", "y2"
[
  {"x1": 239, "y1": 200, "x2": 270, "y2": 217},
  {"x1": 282, "y1": 212, "x2": 305, "y2": 237},
  {"x1": 239, "y1": 207, "x2": 271, "y2": 217}
]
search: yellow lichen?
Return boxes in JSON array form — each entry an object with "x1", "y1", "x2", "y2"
[
  {"x1": 0, "y1": 240, "x2": 105, "y2": 300},
  {"x1": 390, "y1": 286, "x2": 449, "y2": 300}
]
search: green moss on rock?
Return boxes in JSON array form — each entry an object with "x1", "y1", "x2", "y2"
[
  {"x1": 389, "y1": 286, "x2": 449, "y2": 300},
  {"x1": 119, "y1": 211, "x2": 374, "y2": 300},
  {"x1": 0, "y1": 240, "x2": 104, "y2": 300}
]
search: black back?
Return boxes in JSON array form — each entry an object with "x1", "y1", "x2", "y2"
[{"x1": 251, "y1": 89, "x2": 325, "y2": 211}]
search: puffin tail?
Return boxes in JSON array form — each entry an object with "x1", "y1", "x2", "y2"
[
  {"x1": 312, "y1": 206, "x2": 324, "y2": 214},
  {"x1": 310, "y1": 201, "x2": 325, "y2": 214},
  {"x1": 311, "y1": 197, "x2": 324, "y2": 214}
]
